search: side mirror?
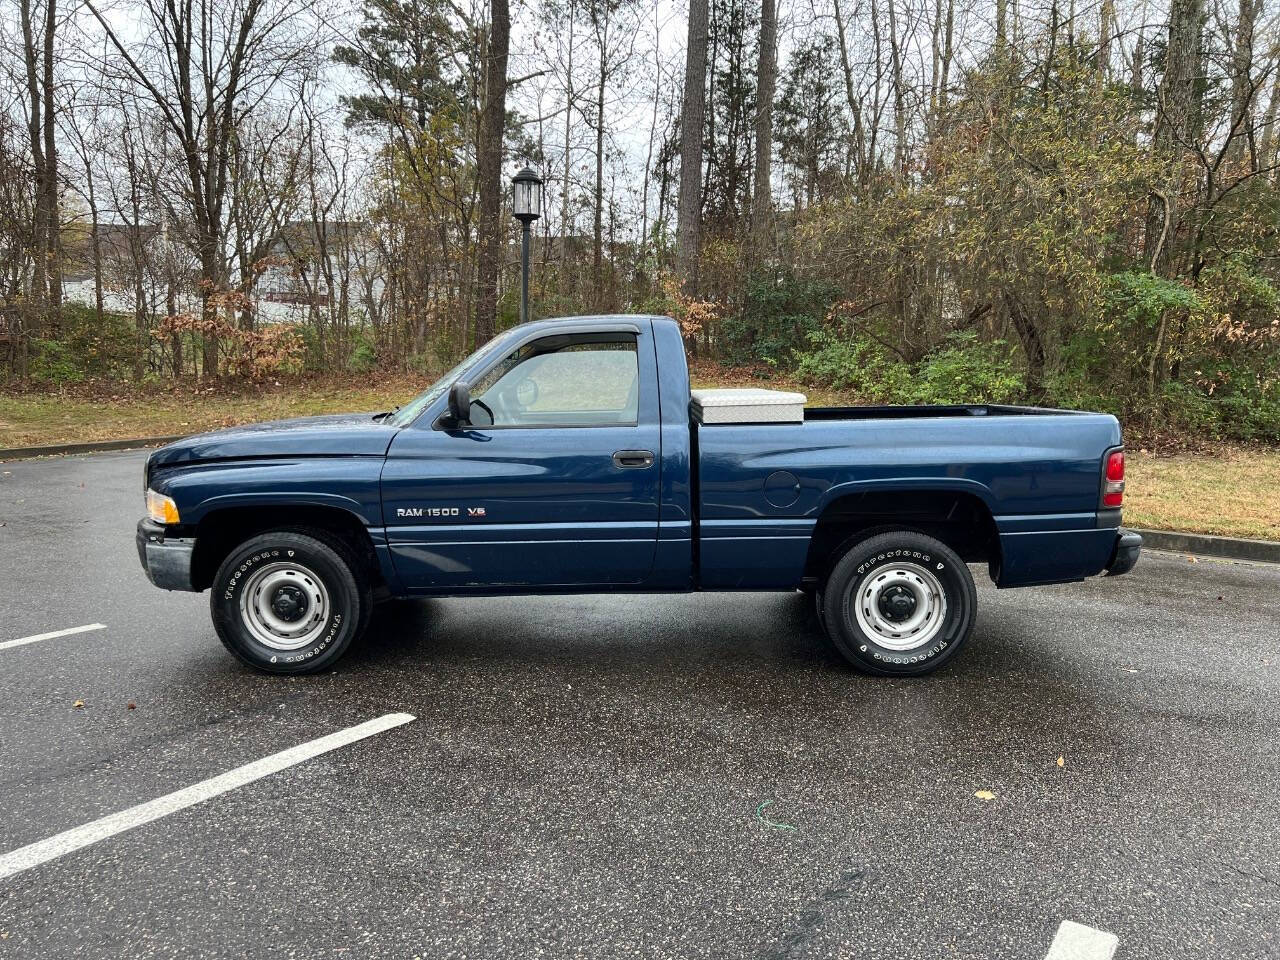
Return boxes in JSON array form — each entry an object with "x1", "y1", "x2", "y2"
[{"x1": 447, "y1": 380, "x2": 472, "y2": 426}]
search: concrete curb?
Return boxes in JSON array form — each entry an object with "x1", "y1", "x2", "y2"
[
  {"x1": 0, "y1": 435, "x2": 185, "y2": 461},
  {"x1": 1135, "y1": 528, "x2": 1280, "y2": 564}
]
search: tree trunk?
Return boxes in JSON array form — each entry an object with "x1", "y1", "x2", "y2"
[
  {"x1": 1226, "y1": 0, "x2": 1261, "y2": 166},
  {"x1": 198, "y1": 236, "x2": 221, "y2": 378},
  {"x1": 1136, "y1": 30, "x2": 1146, "y2": 118},
  {"x1": 1147, "y1": 0, "x2": 1206, "y2": 273},
  {"x1": 833, "y1": 0, "x2": 868, "y2": 190},
  {"x1": 19, "y1": 0, "x2": 48, "y2": 329},
  {"x1": 561, "y1": 0, "x2": 575, "y2": 285},
  {"x1": 475, "y1": 0, "x2": 510, "y2": 345},
  {"x1": 592, "y1": 10, "x2": 606, "y2": 308},
  {"x1": 41, "y1": 0, "x2": 61, "y2": 328},
  {"x1": 86, "y1": 175, "x2": 104, "y2": 326},
  {"x1": 639, "y1": 5, "x2": 661, "y2": 264},
  {"x1": 133, "y1": 231, "x2": 147, "y2": 382},
  {"x1": 1258, "y1": 54, "x2": 1280, "y2": 173},
  {"x1": 677, "y1": 0, "x2": 709, "y2": 294},
  {"x1": 940, "y1": 0, "x2": 954, "y2": 107},
  {"x1": 887, "y1": 0, "x2": 907, "y2": 179},
  {"x1": 750, "y1": 0, "x2": 777, "y2": 250},
  {"x1": 1004, "y1": 292, "x2": 1047, "y2": 400},
  {"x1": 168, "y1": 275, "x2": 181, "y2": 379},
  {"x1": 1098, "y1": 0, "x2": 1114, "y2": 78}
]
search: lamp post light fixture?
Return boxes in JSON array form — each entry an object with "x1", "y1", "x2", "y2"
[{"x1": 511, "y1": 167, "x2": 543, "y2": 325}]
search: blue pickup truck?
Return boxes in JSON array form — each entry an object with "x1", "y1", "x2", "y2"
[{"x1": 137, "y1": 314, "x2": 1141, "y2": 676}]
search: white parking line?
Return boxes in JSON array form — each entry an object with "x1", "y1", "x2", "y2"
[
  {"x1": 0, "y1": 712, "x2": 416, "y2": 882},
  {"x1": 0, "y1": 623, "x2": 106, "y2": 652},
  {"x1": 1044, "y1": 920, "x2": 1119, "y2": 959}
]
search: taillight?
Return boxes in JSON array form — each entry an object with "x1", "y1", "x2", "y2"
[{"x1": 1103, "y1": 450, "x2": 1125, "y2": 507}]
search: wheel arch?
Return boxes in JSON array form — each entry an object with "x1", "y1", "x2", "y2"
[
  {"x1": 190, "y1": 502, "x2": 384, "y2": 592},
  {"x1": 804, "y1": 486, "x2": 1002, "y2": 585}
]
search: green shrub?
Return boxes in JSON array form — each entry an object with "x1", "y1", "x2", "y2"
[
  {"x1": 1156, "y1": 380, "x2": 1220, "y2": 437},
  {"x1": 29, "y1": 305, "x2": 138, "y2": 381},
  {"x1": 29, "y1": 338, "x2": 85, "y2": 383},
  {"x1": 721, "y1": 273, "x2": 840, "y2": 367},
  {"x1": 796, "y1": 330, "x2": 1024, "y2": 406},
  {"x1": 793, "y1": 330, "x2": 912, "y2": 402},
  {"x1": 1202, "y1": 373, "x2": 1280, "y2": 442},
  {"x1": 905, "y1": 332, "x2": 1025, "y2": 405},
  {"x1": 348, "y1": 329, "x2": 377, "y2": 374}
]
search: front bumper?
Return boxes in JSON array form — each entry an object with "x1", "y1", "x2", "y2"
[
  {"x1": 136, "y1": 518, "x2": 197, "y2": 591},
  {"x1": 1105, "y1": 528, "x2": 1142, "y2": 577}
]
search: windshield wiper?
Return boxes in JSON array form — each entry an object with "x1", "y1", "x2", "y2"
[{"x1": 372, "y1": 406, "x2": 401, "y2": 422}]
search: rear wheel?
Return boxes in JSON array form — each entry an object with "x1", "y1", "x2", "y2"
[
  {"x1": 820, "y1": 530, "x2": 976, "y2": 676},
  {"x1": 210, "y1": 529, "x2": 371, "y2": 674}
]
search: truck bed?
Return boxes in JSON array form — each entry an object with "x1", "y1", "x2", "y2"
[
  {"x1": 803, "y1": 403, "x2": 1091, "y2": 421},
  {"x1": 692, "y1": 406, "x2": 1123, "y2": 591}
]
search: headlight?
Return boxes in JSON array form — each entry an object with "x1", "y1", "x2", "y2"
[{"x1": 146, "y1": 489, "x2": 181, "y2": 524}]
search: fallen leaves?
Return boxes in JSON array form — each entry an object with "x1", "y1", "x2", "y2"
[
  {"x1": 1057, "y1": 756, "x2": 1065, "y2": 767},
  {"x1": 72, "y1": 700, "x2": 84, "y2": 709},
  {"x1": 974, "y1": 790, "x2": 997, "y2": 801}
]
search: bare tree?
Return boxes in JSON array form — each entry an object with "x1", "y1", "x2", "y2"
[
  {"x1": 62, "y1": 91, "x2": 108, "y2": 328},
  {"x1": 585, "y1": 0, "x2": 637, "y2": 309},
  {"x1": 1226, "y1": 0, "x2": 1263, "y2": 166},
  {"x1": 678, "y1": 0, "x2": 710, "y2": 293},
  {"x1": 84, "y1": 0, "x2": 322, "y2": 376},
  {"x1": 474, "y1": 0, "x2": 510, "y2": 344},
  {"x1": 751, "y1": 0, "x2": 777, "y2": 248},
  {"x1": 18, "y1": 0, "x2": 61, "y2": 333}
]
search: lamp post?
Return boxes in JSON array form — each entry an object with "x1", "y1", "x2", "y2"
[{"x1": 511, "y1": 167, "x2": 543, "y2": 325}]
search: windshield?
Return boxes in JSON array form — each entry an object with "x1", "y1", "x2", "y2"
[{"x1": 386, "y1": 343, "x2": 490, "y2": 427}]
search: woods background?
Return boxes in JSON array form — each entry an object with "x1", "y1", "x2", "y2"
[{"x1": 2, "y1": 0, "x2": 1279, "y2": 442}]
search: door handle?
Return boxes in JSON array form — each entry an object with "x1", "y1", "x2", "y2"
[{"x1": 612, "y1": 449, "x2": 655, "y2": 469}]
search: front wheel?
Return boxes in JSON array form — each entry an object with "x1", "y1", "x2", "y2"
[
  {"x1": 820, "y1": 531, "x2": 977, "y2": 677},
  {"x1": 210, "y1": 529, "x2": 371, "y2": 674}
]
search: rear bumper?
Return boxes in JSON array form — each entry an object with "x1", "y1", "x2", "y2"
[
  {"x1": 136, "y1": 518, "x2": 197, "y2": 591},
  {"x1": 1105, "y1": 528, "x2": 1142, "y2": 577}
]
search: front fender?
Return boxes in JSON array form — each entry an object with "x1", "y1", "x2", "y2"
[{"x1": 155, "y1": 458, "x2": 385, "y2": 527}]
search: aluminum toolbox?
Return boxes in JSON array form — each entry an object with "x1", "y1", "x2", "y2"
[{"x1": 690, "y1": 388, "x2": 807, "y2": 425}]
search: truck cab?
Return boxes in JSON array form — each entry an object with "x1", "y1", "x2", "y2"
[{"x1": 138, "y1": 315, "x2": 1140, "y2": 677}]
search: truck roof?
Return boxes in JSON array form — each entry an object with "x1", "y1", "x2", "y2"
[{"x1": 505, "y1": 314, "x2": 676, "y2": 332}]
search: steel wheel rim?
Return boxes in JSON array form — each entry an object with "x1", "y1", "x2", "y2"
[
  {"x1": 238, "y1": 562, "x2": 330, "y2": 651},
  {"x1": 851, "y1": 562, "x2": 948, "y2": 651}
]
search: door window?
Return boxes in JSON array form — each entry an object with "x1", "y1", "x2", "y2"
[{"x1": 471, "y1": 337, "x2": 639, "y2": 427}]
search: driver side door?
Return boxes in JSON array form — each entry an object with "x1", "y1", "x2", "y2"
[{"x1": 381, "y1": 323, "x2": 662, "y2": 591}]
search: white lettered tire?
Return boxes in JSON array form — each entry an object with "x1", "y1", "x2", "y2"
[
  {"x1": 820, "y1": 531, "x2": 977, "y2": 676},
  {"x1": 210, "y1": 530, "x2": 370, "y2": 674}
]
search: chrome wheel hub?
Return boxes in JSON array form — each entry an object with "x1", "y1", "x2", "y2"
[
  {"x1": 239, "y1": 562, "x2": 330, "y2": 651},
  {"x1": 852, "y1": 562, "x2": 947, "y2": 651}
]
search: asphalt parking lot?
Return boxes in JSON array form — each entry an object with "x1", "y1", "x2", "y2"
[{"x1": 1, "y1": 449, "x2": 1277, "y2": 959}]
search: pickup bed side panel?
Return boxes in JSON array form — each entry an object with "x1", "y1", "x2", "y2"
[{"x1": 695, "y1": 413, "x2": 1122, "y2": 589}]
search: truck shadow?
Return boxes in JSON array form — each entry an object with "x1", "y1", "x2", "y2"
[
  {"x1": 345, "y1": 589, "x2": 1123, "y2": 727},
  {"x1": 350, "y1": 590, "x2": 845, "y2": 673},
  {"x1": 333, "y1": 590, "x2": 1142, "y2": 794}
]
